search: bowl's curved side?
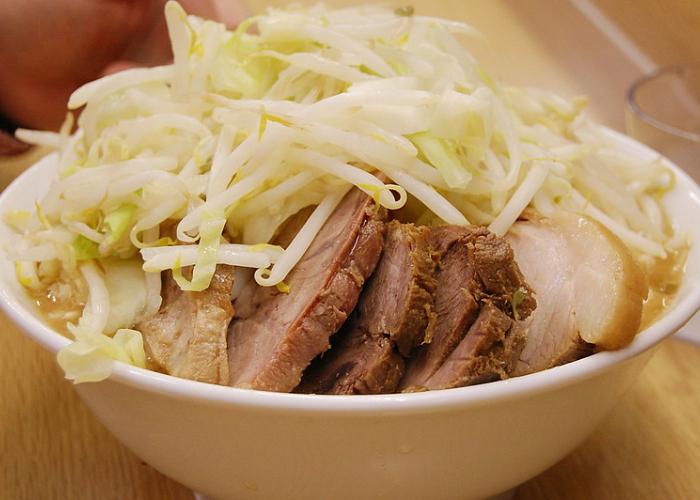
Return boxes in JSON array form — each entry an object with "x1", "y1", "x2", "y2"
[{"x1": 73, "y1": 346, "x2": 655, "y2": 500}]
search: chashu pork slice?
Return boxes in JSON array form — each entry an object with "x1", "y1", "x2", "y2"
[
  {"x1": 137, "y1": 265, "x2": 235, "y2": 385},
  {"x1": 297, "y1": 222, "x2": 436, "y2": 395},
  {"x1": 400, "y1": 226, "x2": 535, "y2": 391},
  {"x1": 357, "y1": 221, "x2": 438, "y2": 356},
  {"x1": 506, "y1": 211, "x2": 648, "y2": 376},
  {"x1": 227, "y1": 188, "x2": 387, "y2": 393},
  {"x1": 296, "y1": 332, "x2": 405, "y2": 395},
  {"x1": 422, "y1": 301, "x2": 524, "y2": 389}
]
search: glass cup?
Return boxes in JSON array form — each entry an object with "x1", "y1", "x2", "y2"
[
  {"x1": 626, "y1": 64, "x2": 700, "y2": 345},
  {"x1": 626, "y1": 64, "x2": 700, "y2": 180}
]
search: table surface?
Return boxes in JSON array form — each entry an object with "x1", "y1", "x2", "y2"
[{"x1": 2, "y1": 1, "x2": 699, "y2": 499}]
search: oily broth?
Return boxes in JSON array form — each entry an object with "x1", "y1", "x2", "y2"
[
  {"x1": 30, "y1": 275, "x2": 87, "y2": 337},
  {"x1": 640, "y1": 244, "x2": 689, "y2": 330}
]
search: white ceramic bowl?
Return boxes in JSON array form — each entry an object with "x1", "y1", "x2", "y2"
[{"x1": 2, "y1": 129, "x2": 699, "y2": 500}]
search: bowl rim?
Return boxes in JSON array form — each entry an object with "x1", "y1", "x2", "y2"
[{"x1": 1, "y1": 127, "x2": 699, "y2": 414}]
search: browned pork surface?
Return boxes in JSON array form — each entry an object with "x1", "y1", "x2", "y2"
[
  {"x1": 137, "y1": 265, "x2": 235, "y2": 385},
  {"x1": 297, "y1": 331, "x2": 404, "y2": 395},
  {"x1": 400, "y1": 226, "x2": 535, "y2": 391},
  {"x1": 227, "y1": 188, "x2": 387, "y2": 392},
  {"x1": 297, "y1": 222, "x2": 436, "y2": 394},
  {"x1": 422, "y1": 302, "x2": 525, "y2": 389},
  {"x1": 356, "y1": 222, "x2": 437, "y2": 356}
]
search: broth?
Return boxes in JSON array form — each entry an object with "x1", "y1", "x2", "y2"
[
  {"x1": 640, "y1": 244, "x2": 688, "y2": 330},
  {"x1": 30, "y1": 277, "x2": 86, "y2": 337}
]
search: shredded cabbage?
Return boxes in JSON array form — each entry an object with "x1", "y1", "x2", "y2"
[
  {"x1": 57, "y1": 329, "x2": 147, "y2": 383},
  {"x1": 9, "y1": 2, "x2": 676, "y2": 382},
  {"x1": 102, "y1": 259, "x2": 148, "y2": 334}
]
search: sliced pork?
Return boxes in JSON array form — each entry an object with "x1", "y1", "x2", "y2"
[
  {"x1": 400, "y1": 226, "x2": 535, "y2": 391},
  {"x1": 506, "y1": 212, "x2": 647, "y2": 376},
  {"x1": 297, "y1": 329, "x2": 404, "y2": 395},
  {"x1": 227, "y1": 188, "x2": 387, "y2": 392},
  {"x1": 298, "y1": 222, "x2": 436, "y2": 394},
  {"x1": 422, "y1": 301, "x2": 524, "y2": 389},
  {"x1": 356, "y1": 222, "x2": 437, "y2": 355},
  {"x1": 137, "y1": 265, "x2": 235, "y2": 385}
]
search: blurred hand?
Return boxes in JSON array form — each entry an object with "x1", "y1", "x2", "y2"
[{"x1": 0, "y1": 0, "x2": 247, "y2": 130}]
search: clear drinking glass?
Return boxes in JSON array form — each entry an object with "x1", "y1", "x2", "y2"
[
  {"x1": 626, "y1": 64, "x2": 700, "y2": 180},
  {"x1": 626, "y1": 64, "x2": 700, "y2": 344}
]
